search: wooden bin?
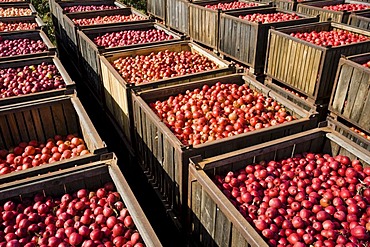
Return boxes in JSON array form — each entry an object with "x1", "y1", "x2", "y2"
[
  {"x1": 265, "y1": 22, "x2": 370, "y2": 105},
  {"x1": 53, "y1": 0, "x2": 126, "y2": 30},
  {"x1": 166, "y1": 0, "x2": 190, "y2": 34},
  {"x1": 188, "y1": 126, "x2": 369, "y2": 247},
  {"x1": 99, "y1": 41, "x2": 234, "y2": 144},
  {"x1": 0, "y1": 55, "x2": 75, "y2": 106},
  {"x1": 0, "y1": 153, "x2": 163, "y2": 247},
  {"x1": 219, "y1": 7, "x2": 318, "y2": 74},
  {"x1": 0, "y1": 30, "x2": 55, "y2": 61},
  {"x1": 296, "y1": 0, "x2": 370, "y2": 23},
  {"x1": 348, "y1": 11, "x2": 370, "y2": 30},
  {"x1": 0, "y1": 94, "x2": 108, "y2": 184},
  {"x1": 329, "y1": 53, "x2": 370, "y2": 133},
  {"x1": 131, "y1": 73, "x2": 318, "y2": 225},
  {"x1": 0, "y1": 3, "x2": 37, "y2": 16},
  {"x1": 0, "y1": 15, "x2": 45, "y2": 33},
  {"x1": 77, "y1": 22, "x2": 183, "y2": 104},
  {"x1": 147, "y1": 0, "x2": 166, "y2": 20},
  {"x1": 189, "y1": 0, "x2": 269, "y2": 50},
  {"x1": 60, "y1": 8, "x2": 149, "y2": 61}
]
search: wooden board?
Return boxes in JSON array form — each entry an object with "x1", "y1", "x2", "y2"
[
  {"x1": 329, "y1": 53, "x2": 370, "y2": 132},
  {"x1": 188, "y1": 126, "x2": 370, "y2": 247},
  {"x1": 219, "y1": 7, "x2": 318, "y2": 74},
  {"x1": 348, "y1": 11, "x2": 370, "y2": 30},
  {"x1": 131, "y1": 73, "x2": 318, "y2": 224},
  {"x1": 265, "y1": 22, "x2": 370, "y2": 104},
  {"x1": 147, "y1": 0, "x2": 166, "y2": 20},
  {"x1": 77, "y1": 22, "x2": 183, "y2": 104},
  {"x1": 0, "y1": 154, "x2": 163, "y2": 247},
  {"x1": 99, "y1": 41, "x2": 233, "y2": 143},
  {"x1": 166, "y1": 0, "x2": 189, "y2": 34},
  {"x1": 0, "y1": 94, "x2": 107, "y2": 184},
  {"x1": 0, "y1": 55, "x2": 75, "y2": 106}
]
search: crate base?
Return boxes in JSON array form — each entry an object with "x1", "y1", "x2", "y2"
[{"x1": 265, "y1": 76, "x2": 329, "y2": 121}]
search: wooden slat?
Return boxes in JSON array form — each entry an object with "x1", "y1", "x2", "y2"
[
  {"x1": 200, "y1": 187, "x2": 216, "y2": 246},
  {"x1": 350, "y1": 72, "x2": 369, "y2": 123},
  {"x1": 214, "y1": 207, "x2": 231, "y2": 246}
]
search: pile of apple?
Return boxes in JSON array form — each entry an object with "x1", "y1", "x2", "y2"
[
  {"x1": 350, "y1": 127, "x2": 370, "y2": 140},
  {"x1": 112, "y1": 50, "x2": 219, "y2": 85},
  {"x1": 362, "y1": 60, "x2": 370, "y2": 68},
  {"x1": 0, "y1": 37, "x2": 47, "y2": 57},
  {"x1": 72, "y1": 14, "x2": 145, "y2": 26},
  {"x1": 0, "y1": 182, "x2": 145, "y2": 246},
  {"x1": 0, "y1": 62, "x2": 66, "y2": 98},
  {"x1": 0, "y1": 21, "x2": 38, "y2": 32},
  {"x1": 93, "y1": 29, "x2": 174, "y2": 48},
  {"x1": 205, "y1": 1, "x2": 258, "y2": 10},
  {"x1": 0, "y1": 134, "x2": 89, "y2": 175},
  {"x1": 63, "y1": 5, "x2": 119, "y2": 13},
  {"x1": 0, "y1": 0, "x2": 23, "y2": 2},
  {"x1": 149, "y1": 82, "x2": 296, "y2": 145},
  {"x1": 322, "y1": 3, "x2": 369, "y2": 11},
  {"x1": 290, "y1": 29, "x2": 369, "y2": 47},
  {"x1": 214, "y1": 153, "x2": 370, "y2": 247},
  {"x1": 0, "y1": 7, "x2": 32, "y2": 17},
  {"x1": 239, "y1": 12, "x2": 300, "y2": 23}
]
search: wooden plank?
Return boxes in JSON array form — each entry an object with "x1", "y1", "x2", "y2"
[
  {"x1": 231, "y1": 225, "x2": 249, "y2": 247},
  {"x1": 331, "y1": 64, "x2": 354, "y2": 113},
  {"x1": 214, "y1": 206, "x2": 231, "y2": 247},
  {"x1": 350, "y1": 72, "x2": 369, "y2": 123},
  {"x1": 51, "y1": 103, "x2": 67, "y2": 136},
  {"x1": 342, "y1": 68, "x2": 364, "y2": 118},
  {"x1": 200, "y1": 188, "x2": 216, "y2": 247},
  {"x1": 6, "y1": 113, "x2": 21, "y2": 145},
  {"x1": 191, "y1": 179, "x2": 202, "y2": 243},
  {"x1": 62, "y1": 101, "x2": 78, "y2": 135},
  {"x1": 22, "y1": 110, "x2": 37, "y2": 141},
  {"x1": 14, "y1": 111, "x2": 29, "y2": 142},
  {"x1": 358, "y1": 92, "x2": 370, "y2": 131}
]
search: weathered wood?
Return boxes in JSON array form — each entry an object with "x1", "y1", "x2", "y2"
[
  {"x1": 219, "y1": 7, "x2": 318, "y2": 74},
  {"x1": 0, "y1": 30, "x2": 55, "y2": 62},
  {"x1": 188, "y1": 126, "x2": 369, "y2": 246},
  {"x1": 166, "y1": 0, "x2": 189, "y2": 34},
  {"x1": 189, "y1": 0, "x2": 268, "y2": 50},
  {"x1": 0, "y1": 94, "x2": 107, "y2": 184},
  {"x1": 348, "y1": 11, "x2": 370, "y2": 30},
  {"x1": 132, "y1": 73, "x2": 318, "y2": 224},
  {"x1": 147, "y1": 0, "x2": 166, "y2": 20},
  {"x1": 329, "y1": 53, "x2": 370, "y2": 132},
  {"x1": 0, "y1": 55, "x2": 75, "y2": 106},
  {"x1": 77, "y1": 22, "x2": 182, "y2": 104},
  {"x1": 266, "y1": 22, "x2": 370, "y2": 105},
  {"x1": 0, "y1": 154, "x2": 163, "y2": 247},
  {"x1": 297, "y1": 0, "x2": 370, "y2": 23},
  {"x1": 99, "y1": 41, "x2": 233, "y2": 143}
]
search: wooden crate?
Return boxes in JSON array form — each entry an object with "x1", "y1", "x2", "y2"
[
  {"x1": 219, "y1": 7, "x2": 318, "y2": 74},
  {"x1": 0, "y1": 55, "x2": 75, "y2": 106},
  {"x1": 0, "y1": 15, "x2": 45, "y2": 33},
  {"x1": 77, "y1": 22, "x2": 183, "y2": 104},
  {"x1": 189, "y1": 0, "x2": 269, "y2": 50},
  {"x1": 99, "y1": 41, "x2": 234, "y2": 143},
  {"x1": 61, "y1": 8, "x2": 149, "y2": 59},
  {"x1": 53, "y1": 0, "x2": 126, "y2": 30},
  {"x1": 265, "y1": 22, "x2": 370, "y2": 104},
  {"x1": 276, "y1": 0, "x2": 318, "y2": 11},
  {"x1": 131, "y1": 73, "x2": 318, "y2": 224},
  {"x1": 0, "y1": 94, "x2": 107, "y2": 183},
  {"x1": 329, "y1": 53, "x2": 370, "y2": 133},
  {"x1": 166, "y1": 0, "x2": 190, "y2": 34},
  {"x1": 188, "y1": 126, "x2": 370, "y2": 247},
  {"x1": 0, "y1": 153, "x2": 163, "y2": 247},
  {"x1": 0, "y1": 3, "x2": 37, "y2": 16},
  {"x1": 147, "y1": 0, "x2": 166, "y2": 20},
  {"x1": 348, "y1": 11, "x2": 370, "y2": 30},
  {"x1": 297, "y1": 0, "x2": 370, "y2": 23},
  {"x1": 0, "y1": 30, "x2": 55, "y2": 62}
]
